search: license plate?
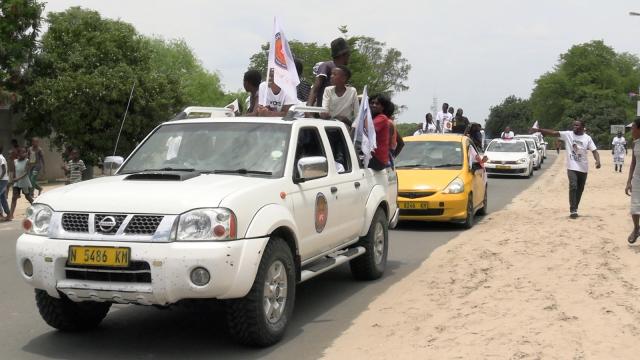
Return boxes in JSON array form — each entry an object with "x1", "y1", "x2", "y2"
[
  {"x1": 399, "y1": 202, "x2": 428, "y2": 210},
  {"x1": 496, "y1": 165, "x2": 511, "y2": 169},
  {"x1": 68, "y1": 246, "x2": 130, "y2": 267}
]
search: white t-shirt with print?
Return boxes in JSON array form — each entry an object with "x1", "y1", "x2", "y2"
[
  {"x1": 560, "y1": 131, "x2": 597, "y2": 173},
  {"x1": 258, "y1": 82, "x2": 297, "y2": 112},
  {"x1": 435, "y1": 111, "x2": 452, "y2": 133},
  {"x1": 0, "y1": 155, "x2": 8, "y2": 181}
]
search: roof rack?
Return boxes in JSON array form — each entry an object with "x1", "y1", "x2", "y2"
[
  {"x1": 283, "y1": 105, "x2": 326, "y2": 120},
  {"x1": 172, "y1": 106, "x2": 235, "y2": 120}
]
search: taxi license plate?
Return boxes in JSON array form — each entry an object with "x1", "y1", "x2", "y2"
[
  {"x1": 496, "y1": 165, "x2": 511, "y2": 169},
  {"x1": 68, "y1": 246, "x2": 130, "y2": 267},
  {"x1": 399, "y1": 202, "x2": 428, "y2": 210}
]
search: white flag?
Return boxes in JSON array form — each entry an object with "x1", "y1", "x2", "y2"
[
  {"x1": 354, "y1": 86, "x2": 376, "y2": 168},
  {"x1": 532, "y1": 120, "x2": 539, "y2": 129},
  {"x1": 266, "y1": 17, "x2": 299, "y2": 103}
]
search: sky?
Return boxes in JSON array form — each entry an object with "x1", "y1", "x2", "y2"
[{"x1": 43, "y1": 0, "x2": 640, "y2": 125}]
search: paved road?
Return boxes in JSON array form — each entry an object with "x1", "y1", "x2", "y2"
[{"x1": 0, "y1": 155, "x2": 557, "y2": 359}]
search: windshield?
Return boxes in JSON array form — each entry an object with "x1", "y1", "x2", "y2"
[
  {"x1": 487, "y1": 141, "x2": 527, "y2": 153},
  {"x1": 395, "y1": 141, "x2": 463, "y2": 169},
  {"x1": 119, "y1": 122, "x2": 291, "y2": 177},
  {"x1": 525, "y1": 140, "x2": 536, "y2": 150}
]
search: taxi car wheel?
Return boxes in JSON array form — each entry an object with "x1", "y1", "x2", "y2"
[
  {"x1": 477, "y1": 187, "x2": 488, "y2": 216},
  {"x1": 35, "y1": 289, "x2": 111, "y2": 331},
  {"x1": 463, "y1": 193, "x2": 475, "y2": 229},
  {"x1": 226, "y1": 237, "x2": 295, "y2": 347},
  {"x1": 350, "y1": 208, "x2": 388, "y2": 281}
]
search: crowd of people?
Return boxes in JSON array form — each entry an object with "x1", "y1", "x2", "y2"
[
  {"x1": 0, "y1": 138, "x2": 86, "y2": 222},
  {"x1": 241, "y1": 37, "x2": 404, "y2": 170},
  {"x1": 412, "y1": 102, "x2": 485, "y2": 151}
]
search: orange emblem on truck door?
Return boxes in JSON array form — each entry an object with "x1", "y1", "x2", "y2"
[{"x1": 315, "y1": 192, "x2": 328, "y2": 233}]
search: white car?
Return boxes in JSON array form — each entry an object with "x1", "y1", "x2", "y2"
[
  {"x1": 515, "y1": 134, "x2": 545, "y2": 163},
  {"x1": 484, "y1": 139, "x2": 534, "y2": 178},
  {"x1": 15, "y1": 107, "x2": 398, "y2": 347},
  {"x1": 523, "y1": 139, "x2": 541, "y2": 170}
]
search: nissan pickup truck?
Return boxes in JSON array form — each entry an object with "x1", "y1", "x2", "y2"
[{"x1": 16, "y1": 106, "x2": 399, "y2": 346}]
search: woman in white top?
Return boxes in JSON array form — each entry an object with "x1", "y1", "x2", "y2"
[
  {"x1": 414, "y1": 113, "x2": 437, "y2": 135},
  {"x1": 320, "y1": 66, "x2": 359, "y2": 128}
]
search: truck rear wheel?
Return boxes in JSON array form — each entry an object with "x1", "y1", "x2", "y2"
[
  {"x1": 35, "y1": 289, "x2": 111, "y2": 331},
  {"x1": 350, "y1": 208, "x2": 388, "y2": 280},
  {"x1": 226, "y1": 237, "x2": 295, "y2": 347}
]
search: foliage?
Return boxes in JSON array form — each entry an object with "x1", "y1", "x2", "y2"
[
  {"x1": 529, "y1": 40, "x2": 640, "y2": 147},
  {"x1": 247, "y1": 29, "x2": 411, "y2": 99},
  {"x1": 484, "y1": 96, "x2": 532, "y2": 138},
  {"x1": 19, "y1": 7, "x2": 231, "y2": 165},
  {"x1": 0, "y1": 0, "x2": 45, "y2": 106},
  {"x1": 396, "y1": 123, "x2": 421, "y2": 137}
]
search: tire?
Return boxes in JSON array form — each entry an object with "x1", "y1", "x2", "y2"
[
  {"x1": 35, "y1": 289, "x2": 111, "y2": 331},
  {"x1": 226, "y1": 237, "x2": 295, "y2": 347},
  {"x1": 477, "y1": 186, "x2": 488, "y2": 216},
  {"x1": 526, "y1": 166, "x2": 532, "y2": 178},
  {"x1": 463, "y1": 193, "x2": 475, "y2": 229},
  {"x1": 350, "y1": 208, "x2": 388, "y2": 280}
]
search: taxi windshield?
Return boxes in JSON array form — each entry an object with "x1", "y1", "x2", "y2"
[
  {"x1": 395, "y1": 141, "x2": 463, "y2": 169},
  {"x1": 119, "y1": 122, "x2": 291, "y2": 178}
]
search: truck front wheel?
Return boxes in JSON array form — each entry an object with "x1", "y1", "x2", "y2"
[
  {"x1": 35, "y1": 289, "x2": 111, "y2": 331},
  {"x1": 226, "y1": 237, "x2": 296, "y2": 347},
  {"x1": 350, "y1": 208, "x2": 388, "y2": 280}
]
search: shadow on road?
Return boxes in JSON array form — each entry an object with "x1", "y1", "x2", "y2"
[{"x1": 22, "y1": 261, "x2": 404, "y2": 360}]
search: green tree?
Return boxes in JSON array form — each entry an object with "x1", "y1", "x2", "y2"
[
  {"x1": 20, "y1": 7, "x2": 231, "y2": 166},
  {"x1": 0, "y1": 0, "x2": 44, "y2": 106},
  {"x1": 484, "y1": 95, "x2": 532, "y2": 138},
  {"x1": 530, "y1": 40, "x2": 640, "y2": 146},
  {"x1": 396, "y1": 123, "x2": 421, "y2": 137}
]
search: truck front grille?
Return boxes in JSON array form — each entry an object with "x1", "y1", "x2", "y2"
[
  {"x1": 94, "y1": 214, "x2": 127, "y2": 235},
  {"x1": 65, "y1": 261, "x2": 152, "y2": 283},
  {"x1": 62, "y1": 213, "x2": 89, "y2": 232},
  {"x1": 125, "y1": 216, "x2": 163, "y2": 235}
]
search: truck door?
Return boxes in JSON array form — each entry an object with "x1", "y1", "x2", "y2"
[
  {"x1": 289, "y1": 127, "x2": 342, "y2": 259},
  {"x1": 323, "y1": 126, "x2": 365, "y2": 247}
]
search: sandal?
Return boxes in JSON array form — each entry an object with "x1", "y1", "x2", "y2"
[{"x1": 628, "y1": 230, "x2": 638, "y2": 244}]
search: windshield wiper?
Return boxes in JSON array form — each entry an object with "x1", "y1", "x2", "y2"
[
  {"x1": 433, "y1": 163, "x2": 462, "y2": 168},
  {"x1": 396, "y1": 164, "x2": 430, "y2": 169},
  {"x1": 209, "y1": 169, "x2": 273, "y2": 175},
  {"x1": 141, "y1": 167, "x2": 196, "y2": 172}
]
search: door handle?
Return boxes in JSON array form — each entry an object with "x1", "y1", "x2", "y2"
[
  {"x1": 354, "y1": 182, "x2": 360, "y2": 189},
  {"x1": 331, "y1": 186, "x2": 338, "y2": 194}
]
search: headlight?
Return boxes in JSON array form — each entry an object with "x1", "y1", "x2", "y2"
[
  {"x1": 176, "y1": 208, "x2": 237, "y2": 241},
  {"x1": 517, "y1": 158, "x2": 528, "y2": 164},
  {"x1": 23, "y1": 204, "x2": 53, "y2": 236},
  {"x1": 442, "y1": 178, "x2": 464, "y2": 194}
]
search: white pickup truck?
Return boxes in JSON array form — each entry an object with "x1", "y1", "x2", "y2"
[{"x1": 16, "y1": 107, "x2": 398, "y2": 346}]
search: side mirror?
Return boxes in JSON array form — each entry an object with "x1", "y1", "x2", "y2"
[
  {"x1": 295, "y1": 156, "x2": 328, "y2": 183},
  {"x1": 528, "y1": 150, "x2": 535, "y2": 154},
  {"x1": 471, "y1": 162, "x2": 483, "y2": 171}
]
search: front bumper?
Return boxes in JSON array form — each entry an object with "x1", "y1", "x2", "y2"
[
  {"x1": 485, "y1": 163, "x2": 529, "y2": 177},
  {"x1": 398, "y1": 192, "x2": 468, "y2": 222},
  {"x1": 16, "y1": 234, "x2": 269, "y2": 305}
]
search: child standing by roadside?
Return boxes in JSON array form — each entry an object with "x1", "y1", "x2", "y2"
[
  {"x1": 8, "y1": 147, "x2": 33, "y2": 221},
  {"x1": 62, "y1": 148, "x2": 86, "y2": 184}
]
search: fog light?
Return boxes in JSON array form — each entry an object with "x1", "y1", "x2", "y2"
[
  {"x1": 23, "y1": 259, "x2": 33, "y2": 277},
  {"x1": 190, "y1": 267, "x2": 210, "y2": 286}
]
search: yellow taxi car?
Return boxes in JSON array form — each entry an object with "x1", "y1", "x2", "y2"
[{"x1": 395, "y1": 133, "x2": 487, "y2": 228}]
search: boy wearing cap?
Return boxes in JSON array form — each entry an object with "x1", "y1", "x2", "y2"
[{"x1": 307, "y1": 37, "x2": 351, "y2": 108}]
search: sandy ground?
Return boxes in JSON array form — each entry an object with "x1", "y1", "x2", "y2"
[{"x1": 323, "y1": 154, "x2": 640, "y2": 359}]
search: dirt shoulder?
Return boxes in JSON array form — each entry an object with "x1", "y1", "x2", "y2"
[{"x1": 323, "y1": 154, "x2": 640, "y2": 359}]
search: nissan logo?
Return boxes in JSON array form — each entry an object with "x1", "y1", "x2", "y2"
[{"x1": 98, "y1": 216, "x2": 117, "y2": 232}]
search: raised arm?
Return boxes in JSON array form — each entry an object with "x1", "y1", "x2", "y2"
[{"x1": 530, "y1": 128, "x2": 560, "y2": 137}]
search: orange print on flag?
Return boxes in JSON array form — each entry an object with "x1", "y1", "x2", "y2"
[{"x1": 274, "y1": 32, "x2": 287, "y2": 69}]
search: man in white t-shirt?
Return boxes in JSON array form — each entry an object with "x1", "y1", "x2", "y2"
[
  {"x1": 612, "y1": 132, "x2": 627, "y2": 173},
  {"x1": 257, "y1": 68, "x2": 297, "y2": 117},
  {"x1": 532, "y1": 119, "x2": 601, "y2": 219},
  {"x1": 501, "y1": 126, "x2": 515, "y2": 139},
  {"x1": 435, "y1": 102, "x2": 453, "y2": 133}
]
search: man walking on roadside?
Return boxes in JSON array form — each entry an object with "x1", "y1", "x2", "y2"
[
  {"x1": 531, "y1": 119, "x2": 601, "y2": 219},
  {"x1": 612, "y1": 131, "x2": 627, "y2": 173}
]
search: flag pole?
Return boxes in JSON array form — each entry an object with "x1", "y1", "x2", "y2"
[{"x1": 113, "y1": 82, "x2": 135, "y2": 157}]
